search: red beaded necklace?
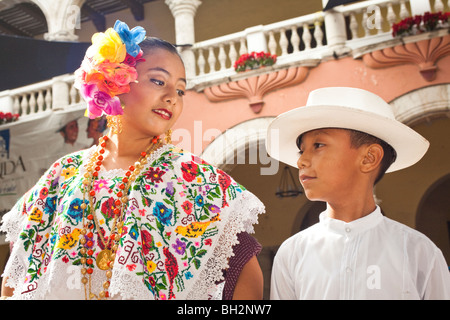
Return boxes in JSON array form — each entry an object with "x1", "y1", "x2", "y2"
[{"x1": 80, "y1": 134, "x2": 162, "y2": 300}]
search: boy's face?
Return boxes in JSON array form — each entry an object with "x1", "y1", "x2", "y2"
[{"x1": 297, "y1": 128, "x2": 365, "y2": 203}]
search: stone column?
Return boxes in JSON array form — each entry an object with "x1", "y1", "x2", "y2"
[
  {"x1": 322, "y1": 0, "x2": 349, "y2": 57},
  {"x1": 32, "y1": 0, "x2": 85, "y2": 41},
  {"x1": 52, "y1": 75, "x2": 70, "y2": 110},
  {"x1": 409, "y1": 0, "x2": 431, "y2": 16},
  {"x1": 0, "y1": 92, "x2": 13, "y2": 113},
  {"x1": 245, "y1": 25, "x2": 268, "y2": 53},
  {"x1": 165, "y1": 0, "x2": 202, "y2": 79}
]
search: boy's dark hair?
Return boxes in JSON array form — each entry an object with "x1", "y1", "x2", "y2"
[
  {"x1": 140, "y1": 37, "x2": 183, "y2": 63},
  {"x1": 296, "y1": 128, "x2": 397, "y2": 185}
]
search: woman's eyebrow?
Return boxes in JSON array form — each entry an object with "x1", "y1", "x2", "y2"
[{"x1": 148, "y1": 67, "x2": 187, "y2": 84}]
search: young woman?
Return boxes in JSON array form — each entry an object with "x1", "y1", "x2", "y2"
[{"x1": 1, "y1": 21, "x2": 264, "y2": 300}]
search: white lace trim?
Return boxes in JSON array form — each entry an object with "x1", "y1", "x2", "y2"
[
  {"x1": 186, "y1": 190, "x2": 263, "y2": 299},
  {"x1": 1, "y1": 203, "x2": 27, "y2": 243},
  {"x1": 109, "y1": 266, "x2": 153, "y2": 300}
]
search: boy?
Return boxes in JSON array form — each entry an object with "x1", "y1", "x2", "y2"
[{"x1": 266, "y1": 87, "x2": 450, "y2": 299}]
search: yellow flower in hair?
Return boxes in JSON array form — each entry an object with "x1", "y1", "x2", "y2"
[{"x1": 89, "y1": 28, "x2": 126, "y2": 64}]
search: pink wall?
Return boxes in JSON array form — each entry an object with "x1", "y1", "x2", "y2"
[{"x1": 173, "y1": 53, "x2": 450, "y2": 153}]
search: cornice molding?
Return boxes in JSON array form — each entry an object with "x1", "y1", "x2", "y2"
[
  {"x1": 362, "y1": 34, "x2": 450, "y2": 81},
  {"x1": 203, "y1": 66, "x2": 309, "y2": 113}
]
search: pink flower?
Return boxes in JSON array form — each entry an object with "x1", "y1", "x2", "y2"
[
  {"x1": 123, "y1": 51, "x2": 145, "y2": 67},
  {"x1": 97, "y1": 62, "x2": 138, "y2": 87},
  {"x1": 181, "y1": 200, "x2": 193, "y2": 214},
  {"x1": 93, "y1": 179, "x2": 109, "y2": 192},
  {"x1": 80, "y1": 83, "x2": 123, "y2": 119},
  {"x1": 85, "y1": 71, "x2": 130, "y2": 97}
]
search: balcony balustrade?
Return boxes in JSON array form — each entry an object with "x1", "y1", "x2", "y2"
[{"x1": 0, "y1": 0, "x2": 447, "y2": 119}]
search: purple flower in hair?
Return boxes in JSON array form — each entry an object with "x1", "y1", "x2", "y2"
[
  {"x1": 80, "y1": 83, "x2": 123, "y2": 119},
  {"x1": 114, "y1": 20, "x2": 146, "y2": 57}
]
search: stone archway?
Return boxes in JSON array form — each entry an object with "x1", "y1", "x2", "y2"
[
  {"x1": 290, "y1": 200, "x2": 326, "y2": 235},
  {"x1": 31, "y1": 0, "x2": 84, "y2": 41},
  {"x1": 416, "y1": 174, "x2": 450, "y2": 265},
  {"x1": 200, "y1": 116, "x2": 304, "y2": 299},
  {"x1": 200, "y1": 116, "x2": 276, "y2": 173},
  {"x1": 389, "y1": 83, "x2": 450, "y2": 126}
]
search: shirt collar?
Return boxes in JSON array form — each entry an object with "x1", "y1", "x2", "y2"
[{"x1": 319, "y1": 206, "x2": 383, "y2": 236}]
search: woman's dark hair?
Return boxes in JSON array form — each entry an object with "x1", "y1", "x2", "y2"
[
  {"x1": 296, "y1": 128, "x2": 397, "y2": 185},
  {"x1": 140, "y1": 37, "x2": 183, "y2": 63}
]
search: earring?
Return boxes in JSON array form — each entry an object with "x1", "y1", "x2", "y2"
[
  {"x1": 165, "y1": 129, "x2": 172, "y2": 144},
  {"x1": 106, "y1": 115, "x2": 123, "y2": 134}
]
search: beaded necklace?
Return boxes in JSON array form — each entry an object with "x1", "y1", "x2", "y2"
[{"x1": 79, "y1": 134, "x2": 162, "y2": 300}]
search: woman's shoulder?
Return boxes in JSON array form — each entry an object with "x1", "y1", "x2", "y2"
[
  {"x1": 43, "y1": 146, "x2": 94, "y2": 177},
  {"x1": 159, "y1": 145, "x2": 210, "y2": 165},
  {"x1": 29, "y1": 146, "x2": 94, "y2": 193},
  {"x1": 162, "y1": 145, "x2": 230, "y2": 174},
  {"x1": 57, "y1": 146, "x2": 95, "y2": 167},
  {"x1": 160, "y1": 145, "x2": 244, "y2": 187}
]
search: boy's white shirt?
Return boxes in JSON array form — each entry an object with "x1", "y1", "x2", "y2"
[{"x1": 271, "y1": 206, "x2": 450, "y2": 300}]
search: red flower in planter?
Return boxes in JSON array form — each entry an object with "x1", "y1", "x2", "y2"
[
  {"x1": 234, "y1": 51, "x2": 277, "y2": 72},
  {"x1": 392, "y1": 11, "x2": 449, "y2": 37},
  {"x1": 0, "y1": 112, "x2": 20, "y2": 124}
]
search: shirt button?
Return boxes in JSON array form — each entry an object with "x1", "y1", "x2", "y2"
[
  {"x1": 346, "y1": 267, "x2": 352, "y2": 273},
  {"x1": 345, "y1": 227, "x2": 351, "y2": 233}
]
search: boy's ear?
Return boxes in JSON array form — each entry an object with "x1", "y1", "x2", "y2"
[{"x1": 361, "y1": 144, "x2": 384, "y2": 173}]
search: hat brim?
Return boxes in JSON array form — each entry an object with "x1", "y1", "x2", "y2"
[{"x1": 266, "y1": 105, "x2": 429, "y2": 173}]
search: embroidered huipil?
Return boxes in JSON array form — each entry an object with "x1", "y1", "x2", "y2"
[
  {"x1": 271, "y1": 206, "x2": 450, "y2": 300},
  {"x1": 1, "y1": 145, "x2": 264, "y2": 300}
]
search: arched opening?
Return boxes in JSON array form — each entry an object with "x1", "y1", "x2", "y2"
[
  {"x1": 389, "y1": 84, "x2": 450, "y2": 126},
  {"x1": 298, "y1": 201, "x2": 326, "y2": 231},
  {"x1": 201, "y1": 117, "x2": 309, "y2": 299},
  {"x1": 416, "y1": 174, "x2": 450, "y2": 265}
]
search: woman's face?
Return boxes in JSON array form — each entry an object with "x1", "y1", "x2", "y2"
[{"x1": 119, "y1": 48, "x2": 186, "y2": 138}]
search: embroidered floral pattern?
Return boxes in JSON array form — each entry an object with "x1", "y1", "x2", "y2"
[{"x1": 2, "y1": 145, "x2": 261, "y2": 300}]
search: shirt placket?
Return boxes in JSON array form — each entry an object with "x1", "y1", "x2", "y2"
[{"x1": 340, "y1": 226, "x2": 360, "y2": 300}]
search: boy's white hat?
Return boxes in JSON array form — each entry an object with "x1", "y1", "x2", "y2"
[{"x1": 266, "y1": 87, "x2": 429, "y2": 173}]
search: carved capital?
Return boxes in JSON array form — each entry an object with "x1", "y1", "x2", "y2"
[
  {"x1": 362, "y1": 34, "x2": 450, "y2": 81},
  {"x1": 165, "y1": 0, "x2": 201, "y2": 17},
  {"x1": 204, "y1": 66, "x2": 309, "y2": 113}
]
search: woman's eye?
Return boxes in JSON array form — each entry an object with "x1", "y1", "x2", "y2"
[
  {"x1": 177, "y1": 89, "x2": 185, "y2": 97},
  {"x1": 151, "y1": 79, "x2": 164, "y2": 86}
]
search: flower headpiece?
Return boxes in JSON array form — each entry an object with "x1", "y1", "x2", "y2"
[{"x1": 75, "y1": 20, "x2": 146, "y2": 119}]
